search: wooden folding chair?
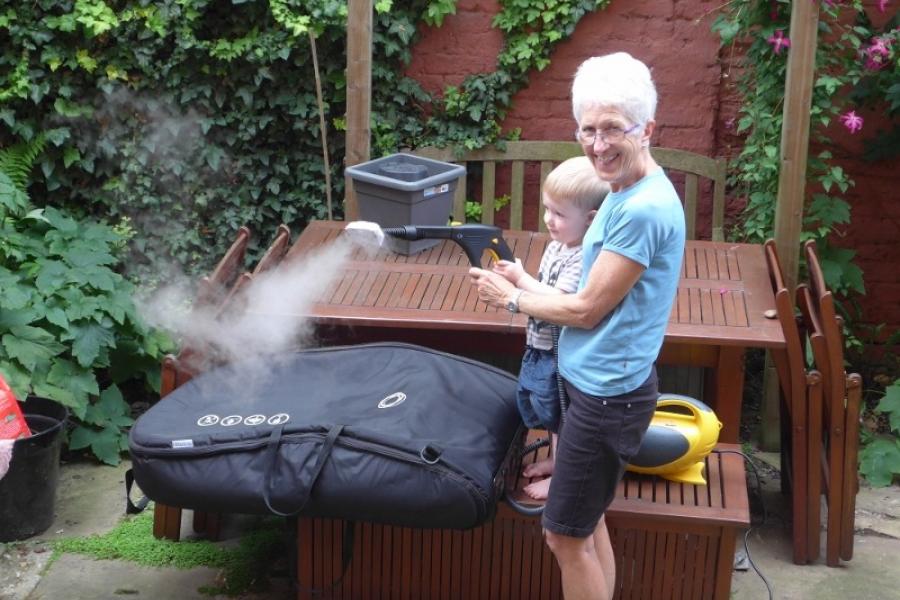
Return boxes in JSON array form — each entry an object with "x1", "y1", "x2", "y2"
[
  {"x1": 764, "y1": 240, "x2": 822, "y2": 564},
  {"x1": 215, "y1": 224, "x2": 293, "y2": 318},
  {"x1": 798, "y1": 239, "x2": 863, "y2": 565},
  {"x1": 152, "y1": 226, "x2": 252, "y2": 540}
]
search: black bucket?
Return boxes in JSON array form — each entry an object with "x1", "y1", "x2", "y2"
[{"x1": 0, "y1": 396, "x2": 68, "y2": 542}]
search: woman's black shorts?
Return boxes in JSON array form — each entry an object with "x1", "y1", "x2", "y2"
[{"x1": 542, "y1": 368, "x2": 659, "y2": 538}]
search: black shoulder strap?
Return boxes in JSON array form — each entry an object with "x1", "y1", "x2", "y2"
[
  {"x1": 124, "y1": 468, "x2": 150, "y2": 514},
  {"x1": 263, "y1": 424, "x2": 344, "y2": 517}
]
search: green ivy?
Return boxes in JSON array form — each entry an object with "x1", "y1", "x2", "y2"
[{"x1": 0, "y1": 0, "x2": 608, "y2": 275}]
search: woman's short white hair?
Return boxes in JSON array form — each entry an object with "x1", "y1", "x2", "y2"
[{"x1": 571, "y1": 52, "x2": 657, "y2": 126}]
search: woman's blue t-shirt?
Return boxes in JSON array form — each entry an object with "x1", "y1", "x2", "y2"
[{"x1": 558, "y1": 168, "x2": 685, "y2": 397}]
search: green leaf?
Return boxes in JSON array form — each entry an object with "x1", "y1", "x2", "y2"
[
  {"x1": 0, "y1": 286, "x2": 31, "y2": 311},
  {"x1": 63, "y1": 147, "x2": 81, "y2": 168},
  {"x1": 2, "y1": 326, "x2": 66, "y2": 370},
  {"x1": 80, "y1": 265, "x2": 118, "y2": 291},
  {"x1": 70, "y1": 322, "x2": 115, "y2": 367},
  {"x1": 29, "y1": 380, "x2": 79, "y2": 415},
  {"x1": 35, "y1": 260, "x2": 69, "y2": 292},
  {"x1": 91, "y1": 425, "x2": 124, "y2": 465},
  {"x1": 876, "y1": 382, "x2": 900, "y2": 433},
  {"x1": 47, "y1": 358, "x2": 99, "y2": 400},
  {"x1": 0, "y1": 172, "x2": 29, "y2": 217},
  {"x1": 859, "y1": 437, "x2": 900, "y2": 487}
]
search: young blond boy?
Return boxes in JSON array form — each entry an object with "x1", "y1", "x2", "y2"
[{"x1": 493, "y1": 155, "x2": 609, "y2": 500}]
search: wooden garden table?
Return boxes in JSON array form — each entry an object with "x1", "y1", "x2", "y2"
[{"x1": 283, "y1": 220, "x2": 785, "y2": 442}]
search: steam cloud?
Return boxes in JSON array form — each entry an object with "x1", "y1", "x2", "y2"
[{"x1": 137, "y1": 230, "x2": 385, "y2": 394}]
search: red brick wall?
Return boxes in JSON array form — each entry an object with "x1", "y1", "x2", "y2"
[{"x1": 404, "y1": 0, "x2": 900, "y2": 334}]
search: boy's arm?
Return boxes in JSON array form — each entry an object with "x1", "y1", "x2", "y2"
[{"x1": 492, "y1": 260, "x2": 563, "y2": 295}]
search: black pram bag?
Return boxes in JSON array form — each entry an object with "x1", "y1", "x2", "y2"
[{"x1": 129, "y1": 342, "x2": 522, "y2": 529}]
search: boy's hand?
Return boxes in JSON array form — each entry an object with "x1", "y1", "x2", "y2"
[
  {"x1": 492, "y1": 259, "x2": 525, "y2": 286},
  {"x1": 469, "y1": 266, "x2": 517, "y2": 309}
]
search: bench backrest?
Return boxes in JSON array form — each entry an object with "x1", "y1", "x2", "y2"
[{"x1": 414, "y1": 141, "x2": 726, "y2": 240}]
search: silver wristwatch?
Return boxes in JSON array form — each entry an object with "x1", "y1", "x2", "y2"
[{"x1": 506, "y1": 289, "x2": 524, "y2": 313}]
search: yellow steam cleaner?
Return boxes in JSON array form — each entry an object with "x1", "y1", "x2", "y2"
[{"x1": 626, "y1": 394, "x2": 722, "y2": 485}]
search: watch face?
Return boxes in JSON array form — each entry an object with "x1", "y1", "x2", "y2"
[{"x1": 507, "y1": 300, "x2": 517, "y2": 313}]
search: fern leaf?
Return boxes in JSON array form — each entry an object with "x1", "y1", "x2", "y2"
[{"x1": 0, "y1": 134, "x2": 47, "y2": 192}]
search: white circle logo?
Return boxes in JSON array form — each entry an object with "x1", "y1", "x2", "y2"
[
  {"x1": 221, "y1": 415, "x2": 242, "y2": 427},
  {"x1": 244, "y1": 414, "x2": 266, "y2": 426},
  {"x1": 197, "y1": 414, "x2": 219, "y2": 426},
  {"x1": 268, "y1": 413, "x2": 290, "y2": 425},
  {"x1": 378, "y1": 392, "x2": 407, "y2": 409}
]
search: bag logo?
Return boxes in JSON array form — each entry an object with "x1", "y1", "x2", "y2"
[{"x1": 378, "y1": 392, "x2": 406, "y2": 409}]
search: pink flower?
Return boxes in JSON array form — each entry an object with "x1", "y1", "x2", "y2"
[
  {"x1": 840, "y1": 110, "x2": 864, "y2": 134},
  {"x1": 767, "y1": 30, "x2": 791, "y2": 54},
  {"x1": 864, "y1": 36, "x2": 892, "y2": 70}
]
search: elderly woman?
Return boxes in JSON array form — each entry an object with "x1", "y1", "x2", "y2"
[{"x1": 469, "y1": 52, "x2": 686, "y2": 600}]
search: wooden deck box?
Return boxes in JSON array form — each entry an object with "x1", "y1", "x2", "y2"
[{"x1": 295, "y1": 443, "x2": 749, "y2": 600}]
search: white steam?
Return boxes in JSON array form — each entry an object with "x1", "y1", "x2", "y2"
[{"x1": 137, "y1": 231, "x2": 379, "y2": 393}]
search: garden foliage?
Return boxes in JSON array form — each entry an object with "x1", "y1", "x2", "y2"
[
  {"x1": 1, "y1": 0, "x2": 606, "y2": 462},
  {"x1": 1, "y1": 139, "x2": 169, "y2": 464}
]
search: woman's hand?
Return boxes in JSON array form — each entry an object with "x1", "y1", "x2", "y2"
[
  {"x1": 492, "y1": 258, "x2": 525, "y2": 286},
  {"x1": 469, "y1": 267, "x2": 518, "y2": 309}
]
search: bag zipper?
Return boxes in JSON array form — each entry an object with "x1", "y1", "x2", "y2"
[{"x1": 132, "y1": 431, "x2": 490, "y2": 509}]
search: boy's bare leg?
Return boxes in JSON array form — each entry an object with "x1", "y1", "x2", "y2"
[{"x1": 523, "y1": 434, "x2": 557, "y2": 500}]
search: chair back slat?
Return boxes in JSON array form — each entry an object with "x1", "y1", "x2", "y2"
[
  {"x1": 841, "y1": 373, "x2": 863, "y2": 560},
  {"x1": 803, "y1": 241, "x2": 847, "y2": 409},
  {"x1": 510, "y1": 160, "x2": 525, "y2": 230},
  {"x1": 683, "y1": 173, "x2": 699, "y2": 240},
  {"x1": 254, "y1": 224, "x2": 292, "y2": 275},
  {"x1": 763, "y1": 240, "x2": 805, "y2": 404},
  {"x1": 412, "y1": 142, "x2": 726, "y2": 238},
  {"x1": 765, "y1": 238, "x2": 821, "y2": 564},
  {"x1": 196, "y1": 226, "x2": 251, "y2": 307},
  {"x1": 797, "y1": 238, "x2": 864, "y2": 566}
]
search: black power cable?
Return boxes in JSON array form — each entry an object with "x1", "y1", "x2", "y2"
[{"x1": 712, "y1": 448, "x2": 775, "y2": 600}]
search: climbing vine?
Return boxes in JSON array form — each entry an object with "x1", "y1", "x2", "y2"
[{"x1": 712, "y1": 1, "x2": 897, "y2": 300}]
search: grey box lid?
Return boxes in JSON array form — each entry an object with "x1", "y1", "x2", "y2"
[{"x1": 346, "y1": 153, "x2": 465, "y2": 192}]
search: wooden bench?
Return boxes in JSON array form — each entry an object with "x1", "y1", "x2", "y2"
[
  {"x1": 295, "y1": 441, "x2": 750, "y2": 600},
  {"x1": 414, "y1": 141, "x2": 726, "y2": 241}
]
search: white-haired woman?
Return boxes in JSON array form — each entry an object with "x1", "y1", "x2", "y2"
[{"x1": 469, "y1": 52, "x2": 685, "y2": 600}]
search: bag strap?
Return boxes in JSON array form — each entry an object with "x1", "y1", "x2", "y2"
[
  {"x1": 124, "y1": 468, "x2": 150, "y2": 514},
  {"x1": 292, "y1": 520, "x2": 356, "y2": 595},
  {"x1": 263, "y1": 424, "x2": 343, "y2": 517}
]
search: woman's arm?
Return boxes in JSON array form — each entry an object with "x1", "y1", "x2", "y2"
[{"x1": 469, "y1": 249, "x2": 644, "y2": 329}]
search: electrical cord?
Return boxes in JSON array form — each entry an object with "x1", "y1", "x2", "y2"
[{"x1": 712, "y1": 449, "x2": 775, "y2": 600}]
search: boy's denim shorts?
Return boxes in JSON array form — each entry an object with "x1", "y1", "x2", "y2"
[{"x1": 516, "y1": 347, "x2": 561, "y2": 433}]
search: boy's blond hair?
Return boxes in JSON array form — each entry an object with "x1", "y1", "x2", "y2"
[{"x1": 543, "y1": 156, "x2": 609, "y2": 212}]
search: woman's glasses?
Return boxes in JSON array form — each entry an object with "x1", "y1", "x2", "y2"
[{"x1": 576, "y1": 122, "x2": 642, "y2": 145}]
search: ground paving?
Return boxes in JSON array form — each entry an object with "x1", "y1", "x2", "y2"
[{"x1": 2, "y1": 454, "x2": 899, "y2": 600}]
